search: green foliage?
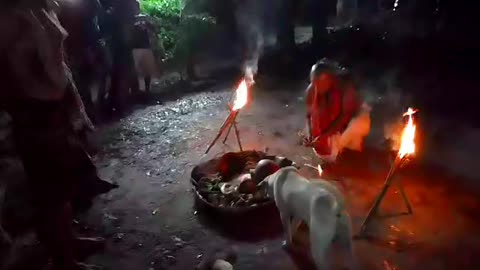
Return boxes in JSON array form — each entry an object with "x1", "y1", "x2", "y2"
[
  {"x1": 140, "y1": 0, "x2": 216, "y2": 69},
  {"x1": 140, "y1": 0, "x2": 181, "y2": 58},
  {"x1": 174, "y1": 14, "x2": 216, "y2": 62},
  {"x1": 140, "y1": 0, "x2": 182, "y2": 22}
]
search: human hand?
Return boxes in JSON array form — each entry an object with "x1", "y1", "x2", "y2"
[{"x1": 302, "y1": 134, "x2": 317, "y2": 146}]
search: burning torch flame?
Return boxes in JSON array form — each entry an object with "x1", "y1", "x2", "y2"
[
  {"x1": 232, "y1": 79, "x2": 248, "y2": 111},
  {"x1": 317, "y1": 164, "x2": 323, "y2": 177},
  {"x1": 398, "y1": 107, "x2": 418, "y2": 158}
]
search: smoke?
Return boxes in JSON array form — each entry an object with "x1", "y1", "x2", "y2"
[
  {"x1": 244, "y1": 65, "x2": 255, "y2": 86},
  {"x1": 357, "y1": 69, "x2": 414, "y2": 151},
  {"x1": 379, "y1": 84, "x2": 413, "y2": 150},
  {"x1": 383, "y1": 116, "x2": 404, "y2": 151},
  {"x1": 234, "y1": 0, "x2": 266, "y2": 81}
]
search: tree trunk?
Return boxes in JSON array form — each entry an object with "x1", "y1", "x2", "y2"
[
  {"x1": 277, "y1": 0, "x2": 296, "y2": 50},
  {"x1": 186, "y1": 53, "x2": 197, "y2": 81}
]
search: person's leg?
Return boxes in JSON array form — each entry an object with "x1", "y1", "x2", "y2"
[
  {"x1": 71, "y1": 148, "x2": 118, "y2": 212},
  {"x1": 97, "y1": 69, "x2": 108, "y2": 109},
  {"x1": 38, "y1": 209, "x2": 104, "y2": 269},
  {"x1": 75, "y1": 68, "x2": 96, "y2": 122},
  {"x1": 11, "y1": 107, "x2": 104, "y2": 270},
  {"x1": 110, "y1": 63, "x2": 129, "y2": 115},
  {"x1": 144, "y1": 75, "x2": 151, "y2": 93},
  {"x1": 128, "y1": 51, "x2": 140, "y2": 94},
  {"x1": 130, "y1": 71, "x2": 140, "y2": 95},
  {"x1": 109, "y1": 66, "x2": 119, "y2": 112},
  {"x1": 36, "y1": 202, "x2": 76, "y2": 269}
]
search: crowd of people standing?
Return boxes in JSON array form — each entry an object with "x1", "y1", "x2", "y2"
[
  {"x1": 0, "y1": 0, "x2": 156, "y2": 269},
  {"x1": 60, "y1": 0, "x2": 155, "y2": 121}
]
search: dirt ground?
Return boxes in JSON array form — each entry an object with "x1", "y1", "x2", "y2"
[
  {"x1": 1, "y1": 28, "x2": 479, "y2": 270},
  {"x1": 61, "y1": 73, "x2": 480, "y2": 270}
]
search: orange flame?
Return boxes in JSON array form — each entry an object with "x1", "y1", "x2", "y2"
[
  {"x1": 232, "y1": 79, "x2": 248, "y2": 111},
  {"x1": 317, "y1": 164, "x2": 323, "y2": 177},
  {"x1": 398, "y1": 107, "x2": 418, "y2": 158}
]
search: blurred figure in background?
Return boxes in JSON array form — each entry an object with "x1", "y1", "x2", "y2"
[
  {"x1": 96, "y1": 0, "x2": 115, "y2": 109},
  {"x1": 106, "y1": 0, "x2": 139, "y2": 114},
  {"x1": 59, "y1": 0, "x2": 105, "y2": 123},
  {"x1": 132, "y1": 13, "x2": 165, "y2": 94},
  {"x1": 132, "y1": 0, "x2": 167, "y2": 95},
  {"x1": 0, "y1": 1, "x2": 115, "y2": 268}
]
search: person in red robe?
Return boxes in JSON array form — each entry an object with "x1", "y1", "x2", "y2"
[{"x1": 304, "y1": 59, "x2": 370, "y2": 161}]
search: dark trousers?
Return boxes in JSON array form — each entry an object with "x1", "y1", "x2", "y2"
[
  {"x1": 73, "y1": 66, "x2": 95, "y2": 121},
  {"x1": 7, "y1": 98, "x2": 82, "y2": 269},
  {"x1": 110, "y1": 63, "x2": 130, "y2": 113}
]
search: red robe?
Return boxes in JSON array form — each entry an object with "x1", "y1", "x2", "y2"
[{"x1": 307, "y1": 82, "x2": 360, "y2": 155}]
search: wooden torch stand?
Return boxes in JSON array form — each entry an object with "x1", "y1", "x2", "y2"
[
  {"x1": 205, "y1": 109, "x2": 243, "y2": 154},
  {"x1": 358, "y1": 156, "x2": 413, "y2": 236}
]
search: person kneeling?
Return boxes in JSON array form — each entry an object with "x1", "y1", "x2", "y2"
[{"x1": 303, "y1": 59, "x2": 371, "y2": 162}]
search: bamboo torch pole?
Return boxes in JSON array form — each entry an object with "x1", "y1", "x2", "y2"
[{"x1": 205, "y1": 112, "x2": 235, "y2": 154}]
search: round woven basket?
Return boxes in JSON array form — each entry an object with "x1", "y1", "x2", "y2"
[{"x1": 190, "y1": 150, "x2": 295, "y2": 214}]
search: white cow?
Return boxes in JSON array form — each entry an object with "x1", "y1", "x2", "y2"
[{"x1": 262, "y1": 166, "x2": 355, "y2": 270}]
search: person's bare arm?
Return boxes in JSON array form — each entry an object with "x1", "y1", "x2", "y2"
[{"x1": 305, "y1": 83, "x2": 314, "y2": 139}]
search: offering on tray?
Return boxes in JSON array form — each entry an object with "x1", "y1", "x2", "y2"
[
  {"x1": 235, "y1": 174, "x2": 256, "y2": 194},
  {"x1": 191, "y1": 151, "x2": 297, "y2": 211},
  {"x1": 252, "y1": 159, "x2": 281, "y2": 184}
]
